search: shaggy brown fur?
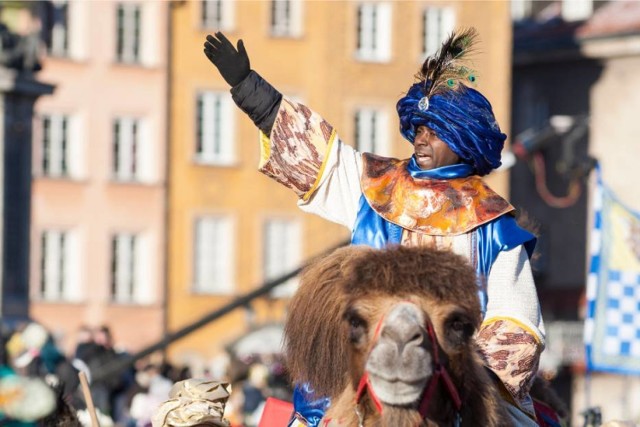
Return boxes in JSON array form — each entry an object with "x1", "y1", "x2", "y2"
[{"x1": 285, "y1": 245, "x2": 510, "y2": 426}]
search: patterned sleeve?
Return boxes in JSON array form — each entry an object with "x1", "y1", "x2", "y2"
[
  {"x1": 259, "y1": 98, "x2": 363, "y2": 229},
  {"x1": 258, "y1": 98, "x2": 335, "y2": 198},
  {"x1": 477, "y1": 245, "x2": 545, "y2": 410}
]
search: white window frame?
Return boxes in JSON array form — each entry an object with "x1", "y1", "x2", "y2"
[
  {"x1": 354, "y1": 108, "x2": 390, "y2": 156},
  {"x1": 116, "y1": 2, "x2": 142, "y2": 64},
  {"x1": 41, "y1": 114, "x2": 69, "y2": 178},
  {"x1": 195, "y1": 91, "x2": 236, "y2": 165},
  {"x1": 113, "y1": 117, "x2": 151, "y2": 182},
  {"x1": 201, "y1": 0, "x2": 235, "y2": 31},
  {"x1": 561, "y1": 0, "x2": 593, "y2": 22},
  {"x1": 109, "y1": 232, "x2": 150, "y2": 304},
  {"x1": 355, "y1": 2, "x2": 392, "y2": 62},
  {"x1": 39, "y1": 229, "x2": 81, "y2": 302},
  {"x1": 193, "y1": 216, "x2": 235, "y2": 295},
  {"x1": 50, "y1": 0, "x2": 70, "y2": 57},
  {"x1": 38, "y1": 113, "x2": 84, "y2": 179},
  {"x1": 263, "y1": 218, "x2": 301, "y2": 298},
  {"x1": 270, "y1": 0, "x2": 303, "y2": 38},
  {"x1": 422, "y1": 6, "x2": 455, "y2": 57}
]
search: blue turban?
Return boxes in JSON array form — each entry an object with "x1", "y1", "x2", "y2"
[{"x1": 397, "y1": 82, "x2": 506, "y2": 176}]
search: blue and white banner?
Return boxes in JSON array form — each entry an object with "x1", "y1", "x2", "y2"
[{"x1": 585, "y1": 167, "x2": 640, "y2": 374}]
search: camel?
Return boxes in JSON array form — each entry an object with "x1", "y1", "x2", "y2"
[{"x1": 285, "y1": 245, "x2": 513, "y2": 426}]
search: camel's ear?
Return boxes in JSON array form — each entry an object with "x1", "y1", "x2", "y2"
[
  {"x1": 284, "y1": 247, "x2": 359, "y2": 398},
  {"x1": 443, "y1": 311, "x2": 476, "y2": 349}
]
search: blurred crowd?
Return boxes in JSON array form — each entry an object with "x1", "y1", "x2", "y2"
[{"x1": 0, "y1": 321, "x2": 291, "y2": 426}]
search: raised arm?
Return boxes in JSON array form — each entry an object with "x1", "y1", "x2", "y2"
[
  {"x1": 204, "y1": 32, "x2": 282, "y2": 135},
  {"x1": 203, "y1": 33, "x2": 363, "y2": 229}
]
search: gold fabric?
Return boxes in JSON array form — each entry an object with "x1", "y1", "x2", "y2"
[
  {"x1": 152, "y1": 379, "x2": 231, "y2": 427},
  {"x1": 361, "y1": 153, "x2": 514, "y2": 236}
]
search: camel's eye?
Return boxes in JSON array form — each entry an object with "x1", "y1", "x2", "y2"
[
  {"x1": 444, "y1": 312, "x2": 475, "y2": 348},
  {"x1": 344, "y1": 309, "x2": 367, "y2": 344},
  {"x1": 451, "y1": 319, "x2": 464, "y2": 332}
]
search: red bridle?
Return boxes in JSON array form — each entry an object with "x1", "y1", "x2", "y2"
[{"x1": 354, "y1": 307, "x2": 462, "y2": 425}]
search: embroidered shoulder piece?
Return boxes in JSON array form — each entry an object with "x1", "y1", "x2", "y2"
[{"x1": 361, "y1": 153, "x2": 514, "y2": 236}]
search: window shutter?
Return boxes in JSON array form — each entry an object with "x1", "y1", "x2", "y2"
[
  {"x1": 141, "y1": 2, "x2": 157, "y2": 67},
  {"x1": 375, "y1": 3, "x2": 391, "y2": 61},
  {"x1": 442, "y1": 8, "x2": 456, "y2": 41},
  {"x1": 266, "y1": 220, "x2": 301, "y2": 298},
  {"x1": 133, "y1": 234, "x2": 153, "y2": 304},
  {"x1": 63, "y1": 230, "x2": 82, "y2": 302},
  {"x1": 195, "y1": 217, "x2": 234, "y2": 294},
  {"x1": 201, "y1": 93, "x2": 216, "y2": 163},
  {"x1": 68, "y1": 0, "x2": 88, "y2": 60},
  {"x1": 137, "y1": 119, "x2": 154, "y2": 183},
  {"x1": 43, "y1": 231, "x2": 62, "y2": 300},
  {"x1": 220, "y1": 92, "x2": 235, "y2": 164},
  {"x1": 290, "y1": 0, "x2": 303, "y2": 37},
  {"x1": 375, "y1": 111, "x2": 390, "y2": 157},
  {"x1": 221, "y1": 0, "x2": 235, "y2": 31},
  {"x1": 69, "y1": 114, "x2": 84, "y2": 179}
]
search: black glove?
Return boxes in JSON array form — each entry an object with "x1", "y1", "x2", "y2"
[{"x1": 204, "y1": 32, "x2": 250, "y2": 87}]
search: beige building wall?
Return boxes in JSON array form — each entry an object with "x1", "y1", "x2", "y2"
[
  {"x1": 30, "y1": 0, "x2": 169, "y2": 354},
  {"x1": 168, "y1": 0, "x2": 512, "y2": 367},
  {"x1": 590, "y1": 53, "x2": 640, "y2": 208}
]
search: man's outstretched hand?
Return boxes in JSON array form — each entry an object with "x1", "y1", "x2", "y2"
[{"x1": 204, "y1": 32, "x2": 250, "y2": 87}]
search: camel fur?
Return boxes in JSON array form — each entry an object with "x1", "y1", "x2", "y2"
[{"x1": 285, "y1": 245, "x2": 511, "y2": 426}]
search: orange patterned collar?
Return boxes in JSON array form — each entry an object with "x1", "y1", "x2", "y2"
[{"x1": 361, "y1": 154, "x2": 514, "y2": 236}]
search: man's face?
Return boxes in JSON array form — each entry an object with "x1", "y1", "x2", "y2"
[{"x1": 413, "y1": 125, "x2": 459, "y2": 170}]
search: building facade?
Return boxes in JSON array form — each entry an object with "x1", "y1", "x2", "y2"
[
  {"x1": 29, "y1": 0, "x2": 169, "y2": 353},
  {"x1": 167, "y1": 0, "x2": 513, "y2": 370}
]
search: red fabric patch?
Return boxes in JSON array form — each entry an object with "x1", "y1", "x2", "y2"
[{"x1": 258, "y1": 398, "x2": 294, "y2": 427}]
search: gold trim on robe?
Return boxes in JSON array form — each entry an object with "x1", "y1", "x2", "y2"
[{"x1": 361, "y1": 153, "x2": 515, "y2": 236}]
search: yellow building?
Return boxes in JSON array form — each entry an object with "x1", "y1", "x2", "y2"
[{"x1": 167, "y1": 0, "x2": 512, "y2": 369}]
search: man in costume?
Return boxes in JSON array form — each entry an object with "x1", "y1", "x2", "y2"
[{"x1": 203, "y1": 29, "x2": 545, "y2": 426}]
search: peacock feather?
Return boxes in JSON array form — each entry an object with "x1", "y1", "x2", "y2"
[{"x1": 417, "y1": 27, "x2": 479, "y2": 109}]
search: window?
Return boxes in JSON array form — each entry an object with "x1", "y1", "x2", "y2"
[
  {"x1": 354, "y1": 108, "x2": 389, "y2": 155},
  {"x1": 41, "y1": 114, "x2": 69, "y2": 177},
  {"x1": 113, "y1": 117, "x2": 149, "y2": 182},
  {"x1": 116, "y1": 3, "x2": 141, "y2": 63},
  {"x1": 263, "y1": 219, "x2": 301, "y2": 298},
  {"x1": 270, "y1": 0, "x2": 303, "y2": 37},
  {"x1": 39, "y1": 230, "x2": 81, "y2": 302},
  {"x1": 38, "y1": 113, "x2": 83, "y2": 179},
  {"x1": 49, "y1": 0, "x2": 69, "y2": 56},
  {"x1": 196, "y1": 91, "x2": 236, "y2": 165},
  {"x1": 422, "y1": 7, "x2": 455, "y2": 57},
  {"x1": 561, "y1": 0, "x2": 593, "y2": 22},
  {"x1": 356, "y1": 2, "x2": 392, "y2": 62},
  {"x1": 110, "y1": 233, "x2": 152, "y2": 304},
  {"x1": 201, "y1": 0, "x2": 235, "y2": 30},
  {"x1": 194, "y1": 217, "x2": 235, "y2": 294},
  {"x1": 111, "y1": 233, "x2": 135, "y2": 303}
]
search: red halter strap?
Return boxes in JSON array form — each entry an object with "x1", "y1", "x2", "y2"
[
  {"x1": 355, "y1": 313, "x2": 385, "y2": 413},
  {"x1": 417, "y1": 322, "x2": 462, "y2": 418},
  {"x1": 354, "y1": 307, "x2": 463, "y2": 423}
]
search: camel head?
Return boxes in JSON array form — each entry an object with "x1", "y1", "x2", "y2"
[{"x1": 285, "y1": 245, "x2": 507, "y2": 426}]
